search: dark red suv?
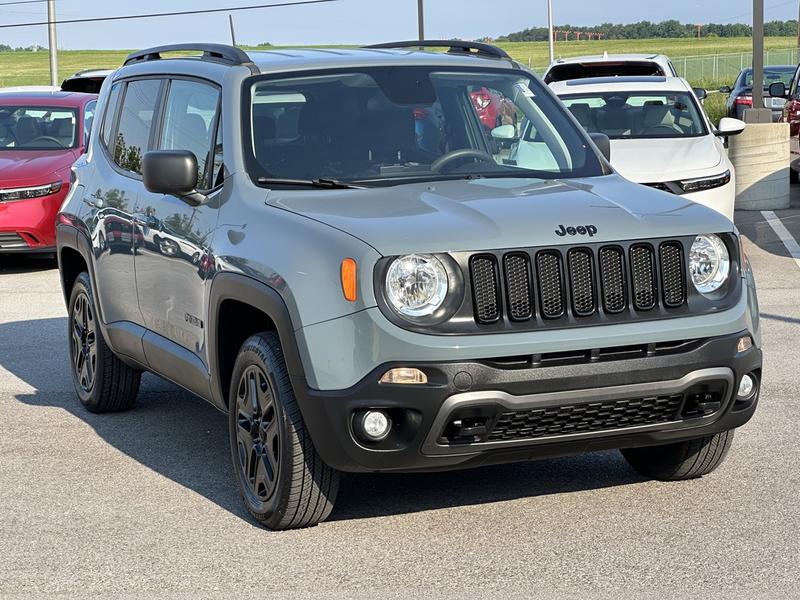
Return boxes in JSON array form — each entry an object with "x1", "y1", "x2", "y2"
[{"x1": 0, "y1": 91, "x2": 97, "y2": 254}]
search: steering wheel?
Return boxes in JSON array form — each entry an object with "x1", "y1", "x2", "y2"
[
  {"x1": 26, "y1": 135, "x2": 65, "y2": 148},
  {"x1": 643, "y1": 125, "x2": 681, "y2": 136},
  {"x1": 431, "y1": 148, "x2": 496, "y2": 173}
]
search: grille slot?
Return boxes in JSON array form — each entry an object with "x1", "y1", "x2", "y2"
[
  {"x1": 567, "y1": 249, "x2": 596, "y2": 317},
  {"x1": 0, "y1": 232, "x2": 27, "y2": 249},
  {"x1": 630, "y1": 244, "x2": 657, "y2": 311},
  {"x1": 536, "y1": 251, "x2": 565, "y2": 319},
  {"x1": 659, "y1": 242, "x2": 686, "y2": 308},
  {"x1": 470, "y1": 255, "x2": 501, "y2": 324},
  {"x1": 487, "y1": 395, "x2": 683, "y2": 442},
  {"x1": 598, "y1": 246, "x2": 626, "y2": 313},
  {"x1": 503, "y1": 253, "x2": 533, "y2": 321}
]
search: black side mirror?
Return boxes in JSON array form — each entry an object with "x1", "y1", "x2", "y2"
[
  {"x1": 693, "y1": 88, "x2": 708, "y2": 101},
  {"x1": 142, "y1": 150, "x2": 206, "y2": 206},
  {"x1": 769, "y1": 81, "x2": 787, "y2": 98},
  {"x1": 589, "y1": 132, "x2": 611, "y2": 162},
  {"x1": 719, "y1": 85, "x2": 732, "y2": 94}
]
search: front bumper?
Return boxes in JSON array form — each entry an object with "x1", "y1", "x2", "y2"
[
  {"x1": 0, "y1": 183, "x2": 68, "y2": 253},
  {"x1": 294, "y1": 331, "x2": 762, "y2": 473}
]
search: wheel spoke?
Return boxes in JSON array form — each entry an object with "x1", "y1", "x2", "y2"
[
  {"x1": 85, "y1": 351, "x2": 95, "y2": 385},
  {"x1": 248, "y1": 371, "x2": 259, "y2": 416}
]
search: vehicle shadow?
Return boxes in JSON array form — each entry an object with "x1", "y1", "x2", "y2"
[
  {"x1": 0, "y1": 254, "x2": 57, "y2": 275},
  {"x1": 4, "y1": 317, "x2": 645, "y2": 526},
  {"x1": 734, "y1": 183, "x2": 800, "y2": 260}
]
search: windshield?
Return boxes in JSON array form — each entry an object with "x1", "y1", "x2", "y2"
[
  {"x1": 0, "y1": 105, "x2": 78, "y2": 150},
  {"x1": 559, "y1": 92, "x2": 707, "y2": 139},
  {"x1": 743, "y1": 68, "x2": 794, "y2": 89},
  {"x1": 244, "y1": 67, "x2": 604, "y2": 186},
  {"x1": 545, "y1": 62, "x2": 664, "y2": 84}
]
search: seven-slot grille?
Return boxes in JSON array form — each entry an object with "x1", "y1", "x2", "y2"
[{"x1": 469, "y1": 241, "x2": 687, "y2": 325}]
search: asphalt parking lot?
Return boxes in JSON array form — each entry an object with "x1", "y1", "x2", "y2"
[{"x1": 1, "y1": 202, "x2": 800, "y2": 598}]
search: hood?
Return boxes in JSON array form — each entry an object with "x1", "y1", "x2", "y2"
[
  {"x1": 0, "y1": 149, "x2": 79, "y2": 187},
  {"x1": 609, "y1": 136, "x2": 724, "y2": 183},
  {"x1": 266, "y1": 175, "x2": 733, "y2": 256}
]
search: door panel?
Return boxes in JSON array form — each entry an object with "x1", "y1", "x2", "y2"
[{"x1": 134, "y1": 79, "x2": 222, "y2": 359}]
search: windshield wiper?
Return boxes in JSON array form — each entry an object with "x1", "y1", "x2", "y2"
[{"x1": 257, "y1": 177, "x2": 367, "y2": 190}]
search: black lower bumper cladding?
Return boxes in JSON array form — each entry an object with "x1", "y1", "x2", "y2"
[{"x1": 293, "y1": 331, "x2": 762, "y2": 473}]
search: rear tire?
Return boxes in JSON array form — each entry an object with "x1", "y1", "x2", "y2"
[
  {"x1": 790, "y1": 167, "x2": 799, "y2": 185},
  {"x1": 621, "y1": 430, "x2": 735, "y2": 481},
  {"x1": 67, "y1": 272, "x2": 141, "y2": 413},
  {"x1": 228, "y1": 332, "x2": 339, "y2": 530}
]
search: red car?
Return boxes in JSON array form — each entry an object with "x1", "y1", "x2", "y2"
[
  {"x1": 469, "y1": 86, "x2": 517, "y2": 130},
  {"x1": 0, "y1": 91, "x2": 97, "y2": 254}
]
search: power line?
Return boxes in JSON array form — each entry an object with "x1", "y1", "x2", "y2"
[
  {"x1": 0, "y1": 0, "x2": 48, "y2": 6},
  {"x1": 0, "y1": 0, "x2": 343, "y2": 29},
  {"x1": 717, "y1": 0, "x2": 797, "y2": 24}
]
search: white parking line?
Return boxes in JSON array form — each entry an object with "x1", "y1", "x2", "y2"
[{"x1": 761, "y1": 210, "x2": 800, "y2": 270}]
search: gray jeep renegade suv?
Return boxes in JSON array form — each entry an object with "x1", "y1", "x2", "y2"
[{"x1": 56, "y1": 41, "x2": 762, "y2": 530}]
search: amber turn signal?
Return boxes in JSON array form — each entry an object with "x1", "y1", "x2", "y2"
[{"x1": 341, "y1": 258, "x2": 358, "y2": 302}]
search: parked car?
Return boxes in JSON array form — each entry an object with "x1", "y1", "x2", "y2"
[
  {"x1": 544, "y1": 53, "x2": 677, "y2": 84},
  {"x1": 57, "y1": 41, "x2": 761, "y2": 530},
  {"x1": 721, "y1": 65, "x2": 794, "y2": 121},
  {"x1": 780, "y1": 62, "x2": 800, "y2": 138},
  {"x1": 61, "y1": 69, "x2": 114, "y2": 94},
  {"x1": 0, "y1": 91, "x2": 97, "y2": 254},
  {"x1": 469, "y1": 86, "x2": 517, "y2": 130},
  {"x1": 548, "y1": 76, "x2": 743, "y2": 220}
]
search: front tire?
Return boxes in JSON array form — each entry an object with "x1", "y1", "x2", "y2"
[
  {"x1": 621, "y1": 430, "x2": 735, "y2": 481},
  {"x1": 228, "y1": 332, "x2": 339, "y2": 530},
  {"x1": 68, "y1": 272, "x2": 141, "y2": 413}
]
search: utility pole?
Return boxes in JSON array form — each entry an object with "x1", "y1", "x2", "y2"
[
  {"x1": 547, "y1": 0, "x2": 554, "y2": 64},
  {"x1": 47, "y1": 0, "x2": 58, "y2": 87},
  {"x1": 417, "y1": 0, "x2": 424, "y2": 41},
  {"x1": 229, "y1": 14, "x2": 237, "y2": 46},
  {"x1": 796, "y1": 0, "x2": 800, "y2": 51}
]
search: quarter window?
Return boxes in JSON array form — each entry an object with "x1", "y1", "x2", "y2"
[
  {"x1": 159, "y1": 79, "x2": 220, "y2": 189},
  {"x1": 114, "y1": 79, "x2": 161, "y2": 175}
]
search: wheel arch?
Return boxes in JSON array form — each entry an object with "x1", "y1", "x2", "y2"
[{"x1": 208, "y1": 273, "x2": 307, "y2": 409}]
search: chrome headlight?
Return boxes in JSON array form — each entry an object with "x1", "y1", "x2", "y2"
[
  {"x1": 690, "y1": 234, "x2": 730, "y2": 294},
  {"x1": 679, "y1": 170, "x2": 731, "y2": 194},
  {"x1": 385, "y1": 254, "x2": 448, "y2": 318},
  {"x1": 0, "y1": 181, "x2": 62, "y2": 203}
]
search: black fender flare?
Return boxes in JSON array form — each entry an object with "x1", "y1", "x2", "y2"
[{"x1": 207, "y1": 272, "x2": 308, "y2": 408}]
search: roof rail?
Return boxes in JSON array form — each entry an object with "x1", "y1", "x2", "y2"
[
  {"x1": 124, "y1": 43, "x2": 252, "y2": 67},
  {"x1": 365, "y1": 40, "x2": 510, "y2": 60}
]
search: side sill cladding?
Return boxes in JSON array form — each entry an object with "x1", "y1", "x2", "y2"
[{"x1": 207, "y1": 272, "x2": 308, "y2": 408}]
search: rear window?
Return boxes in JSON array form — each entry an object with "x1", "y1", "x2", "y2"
[{"x1": 545, "y1": 62, "x2": 665, "y2": 84}]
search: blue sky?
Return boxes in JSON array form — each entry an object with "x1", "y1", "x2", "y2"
[{"x1": 0, "y1": 0, "x2": 797, "y2": 49}]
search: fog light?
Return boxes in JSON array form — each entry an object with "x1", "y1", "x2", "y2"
[
  {"x1": 379, "y1": 367, "x2": 427, "y2": 385},
  {"x1": 736, "y1": 336, "x2": 753, "y2": 353},
  {"x1": 355, "y1": 410, "x2": 391, "y2": 442},
  {"x1": 737, "y1": 374, "x2": 755, "y2": 399}
]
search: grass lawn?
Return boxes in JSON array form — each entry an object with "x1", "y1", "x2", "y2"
[{"x1": 0, "y1": 36, "x2": 783, "y2": 124}]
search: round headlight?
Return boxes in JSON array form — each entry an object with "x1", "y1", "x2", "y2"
[
  {"x1": 385, "y1": 254, "x2": 449, "y2": 318},
  {"x1": 690, "y1": 234, "x2": 730, "y2": 294}
]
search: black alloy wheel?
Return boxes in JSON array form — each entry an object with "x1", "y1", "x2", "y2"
[
  {"x1": 71, "y1": 289, "x2": 97, "y2": 393},
  {"x1": 234, "y1": 365, "x2": 281, "y2": 502}
]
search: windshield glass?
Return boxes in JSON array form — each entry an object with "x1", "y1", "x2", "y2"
[
  {"x1": 743, "y1": 68, "x2": 794, "y2": 88},
  {"x1": 0, "y1": 105, "x2": 78, "y2": 150},
  {"x1": 244, "y1": 68, "x2": 604, "y2": 185},
  {"x1": 559, "y1": 92, "x2": 707, "y2": 139}
]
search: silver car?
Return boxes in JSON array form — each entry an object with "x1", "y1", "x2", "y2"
[{"x1": 56, "y1": 41, "x2": 762, "y2": 530}]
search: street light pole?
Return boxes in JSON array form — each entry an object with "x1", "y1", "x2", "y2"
[
  {"x1": 547, "y1": 0, "x2": 554, "y2": 64},
  {"x1": 47, "y1": 0, "x2": 58, "y2": 87},
  {"x1": 417, "y1": 0, "x2": 424, "y2": 41}
]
